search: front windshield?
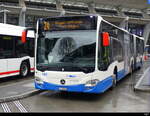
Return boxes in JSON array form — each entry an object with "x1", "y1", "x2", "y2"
[{"x1": 37, "y1": 30, "x2": 96, "y2": 73}]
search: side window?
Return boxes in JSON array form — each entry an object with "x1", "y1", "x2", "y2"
[
  {"x1": 0, "y1": 35, "x2": 14, "y2": 58},
  {"x1": 25, "y1": 37, "x2": 35, "y2": 57},
  {"x1": 136, "y1": 38, "x2": 144, "y2": 56},
  {"x1": 130, "y1": 35, "x2": 134, "y2": 55},
  {"x1": 0, "y1": 35, "x2": 4, "y2": 59},
  {"x1": 139, "y1": 39, "x2": 142, "y2": 55},
  {"x1": 112, "y1": 39, "x2": 123, "y2": 62},
  {"x1": 136, "y1": 38, "x2": 140, "y2": 56},
  {"x1": 142, "y1": 40, "x2": 144, "y2": 54},
  {"x1": 112, "y1": 39, "x2": 118, "y2": 61},
  {"x1": 15, "y1": 37, "x2": 25, "y2": 57},
  {"x1": 118, "y1": 41, "x2": 124, "y2": 62},
  {"x1": 140, "y1": 40, "x2": 144, "y2": 55},
  {"x1": 98, "y1": 21, "x2": 113, "y2": 71},
  {"x1": 16, "y1": 37, "x2": 35, "y2": 57},
  {"x1": 136, "y1": 38, "x2": 138, "y2": 56}
]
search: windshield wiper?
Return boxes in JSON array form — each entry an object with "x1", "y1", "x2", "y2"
[
  {"x1": 37, "y1": 64, "x2": 94, "y2": 73},
  {"x1": 72, "y1": 66, "x2": 94, "y2": 74},
  {"x1": 37, "y1": 65, "x2": 50, "y2": 72},
  {"x1": 60, "y1": 57, "x2": 74, "y2": 63}
]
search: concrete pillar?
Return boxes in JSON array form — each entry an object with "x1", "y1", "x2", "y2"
[
  {"x1": 56, "y1": 0, "x2": 65, "y2": 16},
  {"x1": 0, "y1": 5, "x2": 9, "y2": 24},
  {"x1": 3, "y1": 10, "x2": 7, "y2": 24},
  {"x1": 116, "y1": 6, "x2": 125, "y2": 17},
  {"x1": 143, "y1": 23, "x2": 150, "y2": 45},
  {"x1": 19, "y1": 0, "x2": 26, "y2": 26},
  {"x1": 1, "y1": 10, "x2": 9, "y2": 24},
  {"x1": 87, "y1": 2, "x2": 96, "y2": 14},
  {"x1": 116, "y1": 7, "x2": 129, "y2": 30},
  {"x1": 119, "y1": 16, "x2": 129, "y2": 30}
]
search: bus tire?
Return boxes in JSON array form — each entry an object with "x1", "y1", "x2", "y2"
[
  {"x1": 111, "y1": 68, "x2": 117, "y2": 90},
  {"x1": 139, "y1": 58, "x2": 143, "y2": 69},
  {"x1": 130, "y1": 62, "x2": 134, "y2": 74},
  {"x1": 110, "y1": 74, "x2": 117, "y2": 90},
  {"x1": 112, "y1": 74, "x2": 117, "y2": 88},
  {"x1": 20, "y1": 61, "x2": 29, "y2": 77}
]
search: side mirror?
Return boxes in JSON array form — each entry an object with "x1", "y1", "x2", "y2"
[
  {"x1": 21, "y1": 28, "x2": 36, "y2": 44},
  {"x1": 21, "y1": 30, "x2": 27, "y2": 43},
  {"x1": 102, "y1": 32, "x2": 110, "y2": 47}
]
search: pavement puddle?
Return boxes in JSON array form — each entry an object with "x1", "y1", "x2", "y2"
[{"x1": 121, "y1": 92, "x2": 147, "y2": 104}]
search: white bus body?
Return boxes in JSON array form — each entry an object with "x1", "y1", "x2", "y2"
[
  {"x1": 34, "y1": 15, "x2": 144, "y2": 94},
  {"x1": 0, "y1": 23, "x2": 35, "y2": 78}
]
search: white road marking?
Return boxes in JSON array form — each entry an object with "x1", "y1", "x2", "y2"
[
  {"x1": 13, "y1": 101, "x2": 28, "y2": 112},
  {"x1": 135, "y1": 67, "x2": 150, "y2": 89},
  {"x1": 1, "y1": 103, "x2": 11, "y2": 112}
]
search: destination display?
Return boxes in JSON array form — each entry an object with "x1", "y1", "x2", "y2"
[{"x1": 41, "y1": 16, "x2": 97, "y2": 31}]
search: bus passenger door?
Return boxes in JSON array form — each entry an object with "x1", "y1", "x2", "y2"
[{"x1": 124, "y1": 33, "x2": 131, "y2": 74}]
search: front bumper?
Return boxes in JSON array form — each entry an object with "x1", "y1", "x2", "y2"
[{"x1": 34, "y1": 76, "x2": 113, "y2": 94}]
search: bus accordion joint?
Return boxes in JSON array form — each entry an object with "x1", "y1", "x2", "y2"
[{"x1": 102, "y1": 32, "x2": 110, "y2": 47}]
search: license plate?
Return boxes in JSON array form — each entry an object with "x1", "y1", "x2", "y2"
[{"x1": 59, "y1": 87, "x2": 67, "y2": 91}]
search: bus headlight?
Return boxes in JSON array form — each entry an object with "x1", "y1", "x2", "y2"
[
  {"x1": 35, "y1": 76, "x2": 44, "y2": 84},
  {"x1": 85, "y1": 79, "x2": 99, "y2": 87}
]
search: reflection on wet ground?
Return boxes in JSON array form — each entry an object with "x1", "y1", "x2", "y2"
[
  {"x1": 0, "y1": 74, "x2": 34, "y2": 87},
  {"x1": 20, "y1": 70, "x2": 150, "y2": 112},
  {"x1": 0, "y1": 61, "x2": 150, "y2": 112}
]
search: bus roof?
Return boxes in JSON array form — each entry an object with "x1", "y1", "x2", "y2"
[
  {"x1": 0, "y1": 23, "x2": 34, "y2": 38},
  {"x1": 39, "y1": 15, "x2": 144, "y2": 40},
  {"x1": 133, "y1": 34, "x2": 144, "y2": 40}
]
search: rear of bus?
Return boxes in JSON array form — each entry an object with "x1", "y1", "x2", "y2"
[{"x1": 0, "y1": 23, "x2": 35, "y2": 78}]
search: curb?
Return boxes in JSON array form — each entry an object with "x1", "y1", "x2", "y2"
[
  {"x1": 0, "y1": 90, "x2": 44, "y2": 103},
  {"x1": 134, "y1": 67, "x2": 150, "y2": 92},
  {"x1": 134, "y1": 88, "x2": 150, "y2": 92}
]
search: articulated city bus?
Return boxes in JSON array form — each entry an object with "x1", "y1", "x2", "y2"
[
  {"x1": 0, "y1": 23, "x2": 35, "y2": 78},
  {"x1": 30, "y1": 15, "x2": 144, "y2": 93}
]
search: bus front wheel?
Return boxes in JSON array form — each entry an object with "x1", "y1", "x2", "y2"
[
  {"x1": 112, "y1": 68, "x2": 118, "y2": 88},
  {"x1": 112, "y1": 74, "x2": 117, "y2": 88},
  {"x1": 20, "y1": 62, "x2": 29, "y2": 77}
]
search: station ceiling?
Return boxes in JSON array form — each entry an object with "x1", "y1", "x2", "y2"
[
  {"x1": 23, "y1": 0, "x2": 150, "y2": 17},
  {"x1": 0, "y1": 0, "x2": 150, "y2": 25},
  {"x1": 1, "y1": 0, "x2": 149, "y2": 9},
  {"x1": 61, "y1": 0, "x2": 150, "y2": 9},
  {"x1": 0, "y1": 0, "x2": 150, "y2": 44}
]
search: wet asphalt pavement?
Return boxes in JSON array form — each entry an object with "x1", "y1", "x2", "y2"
[{"x1": 0, "y1": 61, "x2": 150, "y2": 112}]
